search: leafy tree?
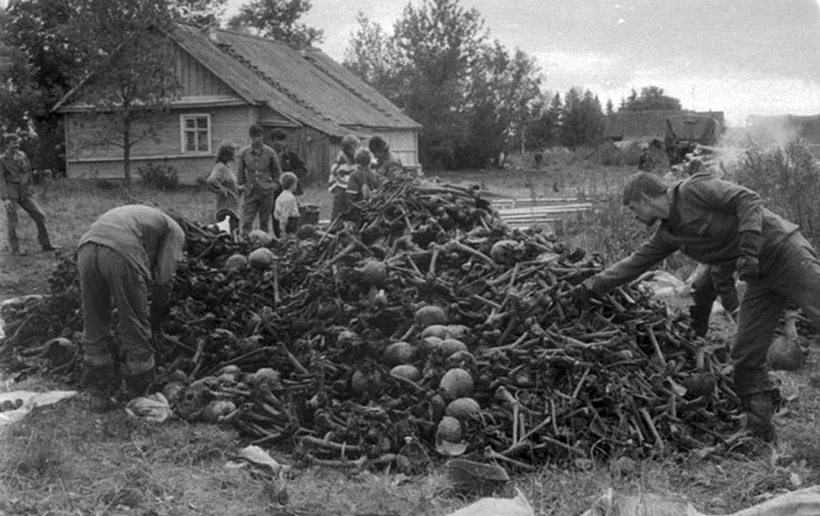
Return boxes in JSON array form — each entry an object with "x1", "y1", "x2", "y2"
[
  {"x1": 227, "y1": 0, "x2": 323, "y2": 48},
  {"x1": 170, "y1": 0, "x2": 228, "y2": 26},
  {"x1": 0, "y1": 0, "x2": 81, "y2": 172},
  {"x1": 64, "y1": 0, "x2": 180, "y2": 189},
  {"x1": 342, "y1": 13, "x2": 398, "y2": 96},
  {"x1": 345, "y1": 0, "x2": 542, "y2": 169},
  {"x1": 622, "y1": 85, "x2": 682, "y2": 111},
  {"x1": 459, "y1": 41, "x2": 541, "y2": 166},
  {"x1": 559, "y1": 87, "x2": 604, "y2": 148},
  {"x1": 388, "y1": 0, "x2": 487, "y2": 168}
]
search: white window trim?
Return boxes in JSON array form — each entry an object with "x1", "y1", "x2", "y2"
[{"x1": 180, "y1": 113, "x2": 212, "y2": 154}]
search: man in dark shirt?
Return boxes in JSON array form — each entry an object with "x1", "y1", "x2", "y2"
[
  {"x1": 368, "y1": 135, "x2": 403, "y2": 180},
  {"x1": 237, "y1": 124, "x2": 282, "y2": 237},
  {"x1": 572, "y1": 171, "x2": 820, "y2": 443},
  {"x1": 271, "y1": 129, "x2": 307, "y2": 196},
  {"x1": 0, "y1": 133, "x2": 58, "y2": 254}
]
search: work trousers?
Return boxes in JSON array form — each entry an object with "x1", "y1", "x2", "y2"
[
  {"x1": 330, "y1": 186, "x2": 348, "y2": 223},
  {"x1": 4, "y1": 183, "x2": 52, "y2": 252},
  {"x1": 240, "y1": 184, "x2": 281, "y2": 237},
  {"x1": 732, "y1": 231, "x2": 820, "y2": 396},
  {"x1": 77, "y1": 243, "x2": 155, "y2": 375},
  {"x1": 690, "y1": 263, "x2": 739, "y2": 337}
]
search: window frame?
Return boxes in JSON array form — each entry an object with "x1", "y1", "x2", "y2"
[{"x1": 179, "y1": 113, "x2": 212, "y2": 154}]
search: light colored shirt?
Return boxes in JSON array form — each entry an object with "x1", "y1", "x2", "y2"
[
  {"x1": 328, "y1": 152, "x2": 356, "y2": 193},
  {"x1": 206, "y1": 162, "x2": 239, "y2": 216},
  {"x1": 79, "y1": 205, "x2": 185, "y2": 285},
  {"x1": 274, "y1": 190, "x2": 299, "y2": 234},
  {"x1": 237, "y1": 143, "x2": 282, "y2": 192}
]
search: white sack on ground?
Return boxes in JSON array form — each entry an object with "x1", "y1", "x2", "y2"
[
  {"x1": 633, "y1": 270, "x2": 689, "y2": 300},
  {"x1": 580, "y1": 485, "x2": 820, "y2": 516},
  {"x1": 444, "y1": 488, "x2": 533, "y2": 516},
  {"x1": 0, "y1": 390, "x2": 78, "y2": 426}
]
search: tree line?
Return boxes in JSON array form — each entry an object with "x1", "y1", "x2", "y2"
[{"x1": 0, "y1": 0, "x2": 684, "y2": 178}]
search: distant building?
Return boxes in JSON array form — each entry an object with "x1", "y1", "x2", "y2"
[{"x1": 53, "y1": 23, "x2": 422, "y2": 184}]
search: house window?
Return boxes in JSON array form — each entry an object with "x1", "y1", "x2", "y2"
[{"x1": 181, "y1": 114, "x2": 211, "y2": 153}]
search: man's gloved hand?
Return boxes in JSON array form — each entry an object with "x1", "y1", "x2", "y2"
[
  {"x1": 150, "y1": 284, "x2": 170, "y2": 335},
  {"x1": 736, "y1": 255, "x2": 760, "y2": 281}
]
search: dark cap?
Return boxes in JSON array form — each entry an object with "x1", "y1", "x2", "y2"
[
  {"x1": 368, "y1": 135, "x2": 388, "y2": 154},
  {"x1": 249, "y1": 124, "x2": 264, "y2": 137}
]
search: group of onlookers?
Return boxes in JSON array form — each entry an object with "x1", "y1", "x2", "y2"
[{"x1": 207, "y1": 123, "x2": 403, "y2": 237}]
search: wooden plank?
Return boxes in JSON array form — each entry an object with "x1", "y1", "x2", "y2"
[{"x1": 497, "y1": 204, "x2": 592, "y2": 216}]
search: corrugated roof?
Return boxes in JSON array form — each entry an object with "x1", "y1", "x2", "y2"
[{"x1": 169, "y1": 24, "x2": 419, "y2": 135}]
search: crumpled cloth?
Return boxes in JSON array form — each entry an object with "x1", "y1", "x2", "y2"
[{"x1": 125, "y1": 393, "x2": 172, "y2": 423}]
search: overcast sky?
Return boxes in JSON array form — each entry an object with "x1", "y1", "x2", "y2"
[{"x1": 225, "y1": 0, "x2": 820, "y2": 126}]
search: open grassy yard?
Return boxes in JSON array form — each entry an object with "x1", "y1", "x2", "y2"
[{"x1": 2, "y1": 162, "x2": 820, "y2": 515}]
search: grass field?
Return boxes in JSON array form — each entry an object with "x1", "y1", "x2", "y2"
[{"x1": 2, "y1": 162, "x2": 820, "y2": 515}]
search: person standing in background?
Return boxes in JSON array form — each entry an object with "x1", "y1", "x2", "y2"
[
  {"x1": 328, "y1": 134, "x2": 360, "y2": 223},
  {"x1": 368, "y1": 135, "x2": 403, "y2": 180},
  {"x1": 237, "y1": 124, "x2": 282, "y2": 237},
  {"x1": 206, "y1": 140, "x2": 240, "y2": 234},
  {"x1": 271, "y1": 129, "x2": 307, "y2": 196},
  {"x1": 274, "y1": 172, "x2": 301, "y2": 236},
  {"x1": 0, "y1": 133, "x2": 58, "y2": 254}
]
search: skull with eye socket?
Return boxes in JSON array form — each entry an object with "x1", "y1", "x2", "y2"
[{"x1": 176, "y1": 382, "x2": 215, "y2": 421}]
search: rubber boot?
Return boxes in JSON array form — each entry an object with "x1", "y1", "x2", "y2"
[
  {"x1": 688, "y1": 303, "x2": 711, "y2": 338},
  {"x1": 124, "y1": 369, "x2": 155, "y2": 400},
  {"x1": 80, "y1": 363, "x2": 120, "y2": 412},
  {"x1": 741, "y1": 391, "x2": 776, "y2": 443}
]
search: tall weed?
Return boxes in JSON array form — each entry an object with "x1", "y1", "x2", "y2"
[
  {"x1": 730, "y1": 141, "x2": 820, "y2": 245},
  {"x1": 565, "y1": 183, "x2": 694, "y2": 277}
]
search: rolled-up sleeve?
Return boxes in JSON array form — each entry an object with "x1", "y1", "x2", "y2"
[{"x1": 154, "y1": 222, "x2": 185, "y2": 285}]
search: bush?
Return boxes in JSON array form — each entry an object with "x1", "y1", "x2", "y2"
[
  {"x1": 138, "y1": 162, "x2": 179, "y2": 191},
  {"x1": 729, "y1": 141, "x2": 820, "y2": 246}
]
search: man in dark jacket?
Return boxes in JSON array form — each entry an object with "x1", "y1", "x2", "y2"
[
  {"x1": 572, "y1": 171, "x2": 820, "y2": 443},
  {"x1": 0, "y1": 133, "x2": 58, "y2": 254},
  {"x1": 271, "y1": 128, "x2": 307, "y2": 196}
]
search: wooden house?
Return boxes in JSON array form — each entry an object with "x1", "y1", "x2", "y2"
[{"x1": 53, "y1": 23, "x2": 421, "y2": 184}]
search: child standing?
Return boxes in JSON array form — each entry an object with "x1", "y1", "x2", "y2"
[
  {"x1": 274, "y1": 172, "x2": 301, "y2": 236},
  {"x1": 346, "y1": 148, "x2": 379, "y2": 203},
  {"x1": 344, "y1": 148, "x2": 379, "y2": 224},
  {"x1": 328, "y1": 135, "x2": 360, "y2": 222}
]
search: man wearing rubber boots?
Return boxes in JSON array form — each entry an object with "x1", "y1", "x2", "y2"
[
  {"x1": 77, "y1": 205, "x2": 186, "y2": 408},
  {"x1": 570, "y1": 171, "x2": 820, "y2": 443},
  {"x1": 688, "y1": 262, "x2": 739, "y2": 337}
]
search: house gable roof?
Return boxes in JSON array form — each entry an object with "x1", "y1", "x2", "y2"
[{"x1": 54, "y1": 23, "x2": 420, "y2": 138}]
